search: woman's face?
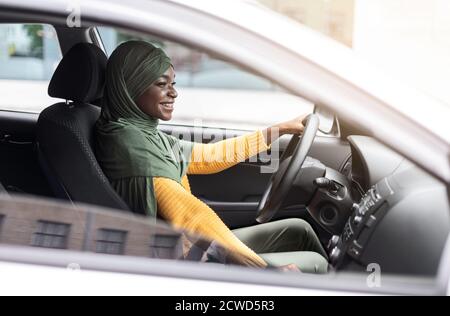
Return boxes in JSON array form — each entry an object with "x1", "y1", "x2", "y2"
[{"x1": 135, "y1": 67, "x2": 178, "y2": 121}]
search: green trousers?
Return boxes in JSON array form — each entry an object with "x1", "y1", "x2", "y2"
[{"x1": 233, "y1": 218, "x2": 329, "y2": 274}]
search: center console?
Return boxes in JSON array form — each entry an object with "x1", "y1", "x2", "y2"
[{"x1": 327, "y1": 178, "x2": 394, "y2": 269}]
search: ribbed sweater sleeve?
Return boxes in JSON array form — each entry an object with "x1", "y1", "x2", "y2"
[
  {"x1": 187, "y1": 130, "x2": 270, "y2": 175},
  {"x1": 153, "y1": 176, "x2": 267, "y2": 268}
]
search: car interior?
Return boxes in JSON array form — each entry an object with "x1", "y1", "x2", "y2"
[{"x1": 0, "y1": 16, "x2": 449, "y2": 279}]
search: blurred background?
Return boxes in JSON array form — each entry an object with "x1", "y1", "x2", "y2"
[{"x1": 259, "y1": 0, "x2": 450, "y2": 107}]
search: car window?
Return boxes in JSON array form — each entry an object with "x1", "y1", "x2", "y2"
[
  {"x1": 97, "y1": 27, "x2": 314, "y2": 131},
  {"x1": 0, "y1": 24, "x2": 62, "y2": 113}
]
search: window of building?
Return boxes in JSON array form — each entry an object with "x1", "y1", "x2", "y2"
[
  {"x1": 96, "y1": 229, "x2": 127, "y2": 255},
  {"x1": 32, "y1": 220, "x2": 70, "y2": 249},
  {"x1": 150, "y1": 234, "x2": 183, "y2": 260}
]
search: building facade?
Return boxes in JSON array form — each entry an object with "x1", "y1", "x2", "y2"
[{"x1": 0, "y1": 196, "x2": 187, "y2": 260}]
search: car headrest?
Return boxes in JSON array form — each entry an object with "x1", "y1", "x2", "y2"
[{"x1": 48, "y1": 43, "x2": 107, "y2": 103}]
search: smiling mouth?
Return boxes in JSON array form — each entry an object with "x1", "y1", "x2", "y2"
[{"x1": 161, "y1": 102, "x2": 174, "y2": 111}]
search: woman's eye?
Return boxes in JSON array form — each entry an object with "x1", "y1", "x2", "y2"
[
  {"x1": 157, "y1": 82, "x2": 167, "y2": 87},
  {"x1": 172, "y1": 82, "x2": 177, "y2": 86}
]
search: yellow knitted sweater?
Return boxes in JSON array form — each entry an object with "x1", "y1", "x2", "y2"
[{"x1": 153, "y1": 130, "x2": 270, "y2": 267}]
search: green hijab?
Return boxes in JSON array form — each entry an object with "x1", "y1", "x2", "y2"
[{"x1": 95, "y1": 41, "x2": 194, "y2": 218}]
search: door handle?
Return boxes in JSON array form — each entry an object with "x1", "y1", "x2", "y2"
[{"x1": 200, "y1": 198, "x2": 259, "y2": 211}]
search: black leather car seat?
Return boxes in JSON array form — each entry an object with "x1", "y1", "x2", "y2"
[{"x1": 36, "y1": 43, "x2": 130, "y2": 212}]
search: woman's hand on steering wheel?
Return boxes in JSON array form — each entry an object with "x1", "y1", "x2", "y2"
[
  {"x1": 262, "y1": 114, "x2": 309, "y2": 146},
  {"x1": 278, "y1": 115, "x2": 308, "y2": 135}
]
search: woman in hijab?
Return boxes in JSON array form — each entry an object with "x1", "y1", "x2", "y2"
[{"x1": 96, "y1": 41, "x2": 328, "y2": 273}]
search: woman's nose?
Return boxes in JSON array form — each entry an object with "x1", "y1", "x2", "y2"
[{"x1": 168, "y1": 86, "x2": 178, "y2": 98}]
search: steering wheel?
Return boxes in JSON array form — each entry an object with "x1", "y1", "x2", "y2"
[{"x1": 256, "y1": 114, "x2": 320, "y2": 223}]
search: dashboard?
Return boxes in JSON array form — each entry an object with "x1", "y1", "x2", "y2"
[
  {"x1": 328, "y1": 136, "x2": 450, "y2": 275},
  {"x1": 347, "y1": 136, "x2": 403, "y2": 192}
]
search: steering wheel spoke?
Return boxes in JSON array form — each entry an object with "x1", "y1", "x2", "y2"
[{"x1": 256, "y1": 114, "x2": 320, "y2": 223}]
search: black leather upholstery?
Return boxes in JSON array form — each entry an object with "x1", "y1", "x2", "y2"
[{"x1": 37, "y1": 43, "x2": 130, "y2": 212}]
